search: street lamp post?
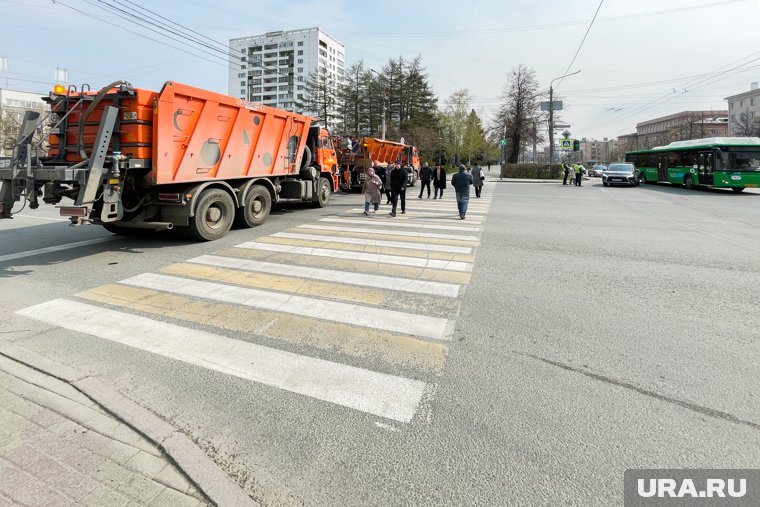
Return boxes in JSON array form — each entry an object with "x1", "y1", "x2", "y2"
[{"x1": 548, "y1": 69, "x2": 581, "y2": 165}]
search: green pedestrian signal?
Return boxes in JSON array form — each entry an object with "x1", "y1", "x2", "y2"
[{"x1": 500, "y1": 138, "x2": 505, "y2": 146}]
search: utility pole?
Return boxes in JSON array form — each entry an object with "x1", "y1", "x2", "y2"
[{"x1": 548, "y1": 70, "x2": 581, "y2": 165}]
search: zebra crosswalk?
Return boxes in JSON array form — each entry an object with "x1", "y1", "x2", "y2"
[{"x1": 15, "y1": 186, "x2": 495, "y2": 424}]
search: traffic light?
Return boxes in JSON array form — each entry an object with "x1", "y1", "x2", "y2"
[
  {"x1": 573, "y1": 140, "x2": 580, "y2": 151},
  {"x1": 500, "y1": 138, "x2": 505, "y2": 146}
]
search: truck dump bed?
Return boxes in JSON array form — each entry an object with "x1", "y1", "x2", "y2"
[{"x1": 48, "y1": 81, "x2": 314, "y2": 186}]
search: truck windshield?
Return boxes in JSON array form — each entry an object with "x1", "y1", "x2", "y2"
[{"x1": 727, "y1": 152, "x2": 760, "y2": 171}]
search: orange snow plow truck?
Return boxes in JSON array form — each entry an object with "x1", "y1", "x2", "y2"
[{"x1": 0, "y1": 80, "x2": 338, "y2": 240}]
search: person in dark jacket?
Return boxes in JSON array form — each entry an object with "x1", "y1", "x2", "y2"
[
  {"x1": 451, "y1": 164, "x2": 473, "y2": 219},
  {"x1": 389, "y1": 163, "x2": 407, "y2": 216},
  {"x1": 471, "y1": 163, "x2": 484, "y2": 198},
  {"x1": 418, "y1": 162, "x2": 433, "y2": 199},
  {"x1": 562, "y1": 161, "x2": 571, "y2": 185},
  {"x1": 432, "y1": 164, "x2": 447, "y2": 199}
]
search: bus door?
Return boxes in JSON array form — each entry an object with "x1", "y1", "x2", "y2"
[
  {"x1": 697, "y1": 151, "x2": 713, "y2": 185},
  {"x1": 657, "y1": 156, "x2": 668, "y2": 181}
]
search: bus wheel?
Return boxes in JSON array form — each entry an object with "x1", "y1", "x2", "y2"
[
  {"x1": 312, "y1": 177, "x2": 331, "y2": 208},
  {"x1": 188, "y1": 188, "x2": 235, "y2": 241},
  {"x1": 684, "y1": 174, "x2": 695, "y2": 190},
  {"x1": 235, "y1": 185, "x2": 271, "y2": 228},
  {"x1": 732, "y1": 187, "x2": 745, "y2": 193}
]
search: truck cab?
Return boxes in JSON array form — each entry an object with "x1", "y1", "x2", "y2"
[{"x1": 310, "y1": 127, "x2": 338, "y2": 191}]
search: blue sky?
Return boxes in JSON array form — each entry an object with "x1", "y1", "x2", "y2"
[{"x1": 2, "y1": 0, "x2": 758, "y2": 140}]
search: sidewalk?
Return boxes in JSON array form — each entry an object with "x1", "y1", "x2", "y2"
[{"x1": 0, "y1": 354, "x2": 205, "y2": 506}]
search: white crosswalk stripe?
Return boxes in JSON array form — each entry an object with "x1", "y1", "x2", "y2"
[
  {"x1": 269, "y1": 232, "x2": 473, "y2": 254},
  {"x1": 16, "y1": 299, "x2": 426, "y2": 423},
  {"x1": 187, "y1": 255, "x2": 462, "y2": 297},
  {"x1": 319, "y1": 217, "x2": 482, "y2": 232},
  {"x1": 295, "y1": 224, "x2": 480, "y2": 242},
  {"x1": 235, "y1": 241, "x2": 473, "y2": 272}
]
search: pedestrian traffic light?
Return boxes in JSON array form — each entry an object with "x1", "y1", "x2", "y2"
[
  {"x1": 573, "y1": 140, "x2": 580, "y2": 151},
  {"x1": 500, "y1": 138, "x2": 505, "y2": 146}
]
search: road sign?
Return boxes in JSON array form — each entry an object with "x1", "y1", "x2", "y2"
[
  {"x1": 562, "y1": 130, "x2": 571, "y2": 138},
  {"x1": 540, "y1": 100, "x2": 563, "y2": 111},
  {"x1": 559, "y1": 139, "x2": 573, "y2": 150}
]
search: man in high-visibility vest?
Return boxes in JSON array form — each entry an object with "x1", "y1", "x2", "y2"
[{"x1": 573, "y1": 163, "x2": 583, "y2": 187}]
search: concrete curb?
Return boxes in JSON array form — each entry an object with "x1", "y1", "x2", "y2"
[{"x1": 0, "y1": 343, "x2": 256, "y2": 507}]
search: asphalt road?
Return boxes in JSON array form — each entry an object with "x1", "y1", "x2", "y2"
[{"x1": 2, "y1": 179, "x2": 760, "y2": 506}]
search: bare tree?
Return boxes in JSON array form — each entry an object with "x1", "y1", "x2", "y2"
[
  {"x1": 492, "y1": 65, "x2": 542, "y2": 163},
  {"x1": 735, "y1": 109, "x2": 759, "y2": 136}
]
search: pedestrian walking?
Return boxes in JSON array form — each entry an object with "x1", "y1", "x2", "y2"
[
  {"x1": 573, "y1": 163, "x2": 582, "y2": 187},
  {"x1": 432, "y1": 163, "x2": 447, "y2": 199},
  {"x1": 374, "y1": 161, "x2": 387, "y2": 199},
  {"x1": 562, "y1": 161, "x2": 571, "y2": 185},
  {"x1": 384, "y1": 164, "x2": 393, "y2": 204},
  {"x1": 471, "y1": 163, "x2": 484, "y2": 198},
  {"x1": 362, "y1": 167, "x2": 383, "y2": 215},
  {"x1": 418, "y1": 162, "x2": 433, "y2": 198},
  {"x1": 389, "y1": 163, "x2": 407, "y2": 216},
  {"x1": 451, "y1": 164, "x2": 473, "y2": 219}
]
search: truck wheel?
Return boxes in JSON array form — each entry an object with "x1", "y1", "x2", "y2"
[
  {"x1": 684, "y1": 174, "x2": 694, "y2": 190},
  {"x1": 234, "y1": 185, "x2": 271, "y2": 228},
  {"x1": 188, "y1": 188, "x2": 235, "y2": 241},
  {"x1": 312, "y1": 177, "x2": 331, "y2": 208}
]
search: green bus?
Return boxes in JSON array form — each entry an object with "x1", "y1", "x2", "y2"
[{"x1": 625, "y1": 137, "x2": 760, "y2": 192}]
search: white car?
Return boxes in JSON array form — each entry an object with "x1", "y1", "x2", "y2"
[{"x1": 589, "y1": 164, "x2": 607, "y2": 177}]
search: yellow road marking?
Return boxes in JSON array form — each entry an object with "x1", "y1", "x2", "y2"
[
  {"x1": 76, "y1": 285, "x2": 449, "y2": 375},
  {"x1": 217, "y1": 247, "x2": 473, "y2": 285}
]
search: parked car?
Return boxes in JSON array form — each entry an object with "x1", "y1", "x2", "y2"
[
  {"x1": 589, "y1": 164, "x2": 607, "y2": 177},
  {"x1": 602, "y1": 163, "x2": 639, "y2": 187}
]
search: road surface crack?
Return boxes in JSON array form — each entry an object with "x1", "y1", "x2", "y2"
[{"x1": 520, "y1": 353, "x2": 760, "y2": 432}]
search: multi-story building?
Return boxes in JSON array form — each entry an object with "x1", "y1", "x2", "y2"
[
  {"x1": 726, "y1": 83, "x2": 760, "y2": 136},
  {"x1": 579, "y1": 137, "x2": 611, "y2": 164},
  {"x1": 0, "y1": 88, "x2": 48, "y2": 157},
  {"x1": 631, "y1": 110, "x2": 728, "y2": 150},
  {"x1": 228, "y1": 27, "x2": 344, "y2": 116}
]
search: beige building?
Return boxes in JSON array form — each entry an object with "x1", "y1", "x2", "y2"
[
  {"x1": 726, "y1": 83, "x2": 760, "y2": 136},
  {"x1": 617, "y1": 110, "x2": 728, "y2": 153},
  {"x1": 0, "y1": 88, "x2": 48, "y2": 157},
  {"x1": 579, "y1": 138, "x2": 612, "y2": 164}
]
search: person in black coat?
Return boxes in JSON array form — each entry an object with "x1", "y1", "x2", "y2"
[
  {"x1": 389, "y1": 163, "x2": 407, "y2": 216},
  {"x1": 418, "y1": 162, "x2": 433, "y2": 199},
  {"x1": 432, "y1": 164, "x2": 447, "y2": 199}
]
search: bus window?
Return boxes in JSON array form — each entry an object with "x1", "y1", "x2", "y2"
[{"x1": 728, "y1": 152, "x2": 760, "y2": 171}]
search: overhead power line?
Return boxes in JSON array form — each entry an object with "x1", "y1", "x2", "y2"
[{"x1": 555, "y1": 0, "x2": 604, "y2": 91}]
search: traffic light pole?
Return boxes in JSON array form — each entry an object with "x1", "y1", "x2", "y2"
[{"x1": 548, "y1": 70, "x2": 581, "y2": 165}]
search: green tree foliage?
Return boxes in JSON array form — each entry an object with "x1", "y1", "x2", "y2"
[
  {"x1": 493, "y1": 65, "x2": 542, "y2": 163},
  {"x1": 300, "y1": 69, "x2": 339, "y2": 131},
  {"x1": 462, "y1": 109, "x2": 490, "y2": 164},
  {"x1": 440, "y1": 89, "x2": 472, "y2": 165},
  {"x1": 335, "y1": 55, "x2": 439, "y2": 162}
]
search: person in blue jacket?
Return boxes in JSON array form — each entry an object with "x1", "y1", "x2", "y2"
[{"x1": 451, "y1": 164, "x2": 473, "y2": 219}]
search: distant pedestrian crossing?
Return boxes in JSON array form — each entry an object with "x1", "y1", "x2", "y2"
[{"x1": 16, "y1": 187, "x2": 495, "y2": 424}]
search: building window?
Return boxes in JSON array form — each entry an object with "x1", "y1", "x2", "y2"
[
  {"x1": 297, "y1": 67, "x2": 303, "y2": 73},
  {"x1": 297, "y1": 50, "x2": 303, "y2": 55},
  {"x1": 752, "y1": 98, "x2": 755, "y2": 106},
  {"x1": 298, "y1": 59, "x2": 303, "y2": 64},
  {"x1": 297, "y1": 41, "x2": 303, "y2": 46}
]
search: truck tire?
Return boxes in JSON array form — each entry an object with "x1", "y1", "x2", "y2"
[
  {"x1": 312, "y1": 177, "x2": 331, "y2": 208},
  {"x1": 234, "y1": 184, "x2": 271, "y2": 228},
  {"x1": 188, "y1": 188, "x2": 235, "y2": 241}
]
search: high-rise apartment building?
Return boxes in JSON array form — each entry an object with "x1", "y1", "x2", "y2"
[{"x1": 229, "y1": 27, "x2": 344, "y2": 114}]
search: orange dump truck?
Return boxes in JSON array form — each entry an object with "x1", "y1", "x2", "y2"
[
  {"x1": 0, "y1": 80, "x2": 338, "y2": 240},
  {"x1": 336, "y1": 137, "x2": 419, "y2": 191}
]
